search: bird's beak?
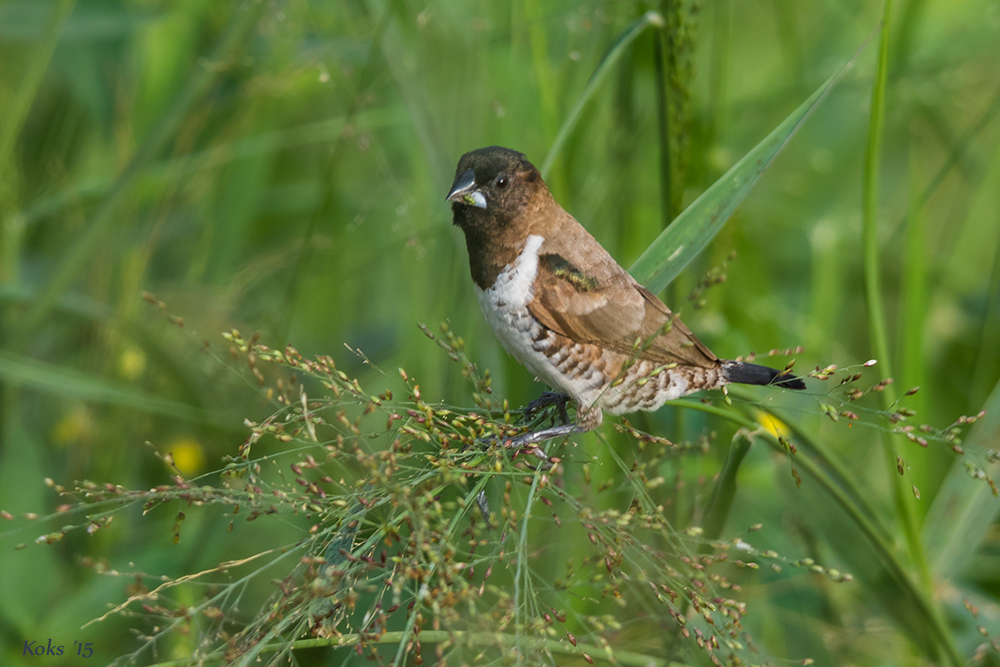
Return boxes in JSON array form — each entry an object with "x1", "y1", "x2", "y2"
[{"x1": 446, "y1": 169, "x2": 487, "y2": 209}]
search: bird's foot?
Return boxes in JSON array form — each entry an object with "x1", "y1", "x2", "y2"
[
  {"x1": 506, "y1": 423, "x2": 580, "y2": 448},
  {"x1": 476, "y1": 489, "x2": 491, "y2": 523},
  {"x1": 477, "y1": 422, "x2": 580, "y2": 470},
  {"x1": 474, "y1": 424, "x2": 573, "y2": 522},
  {"x1": 524, "y1": 391, "x2": 572, "y2": 425},
  {"x1": 507, "y1": 423, "x2": 586, "y2": 469}
]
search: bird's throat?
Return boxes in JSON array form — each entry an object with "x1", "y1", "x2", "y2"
[{"x1": 459, "y1": 213, "x2": 532, "y2": 291}]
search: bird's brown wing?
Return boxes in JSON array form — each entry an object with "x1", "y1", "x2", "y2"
[{"x1": 526, "y1": 219, "x2": 717, "y2": 369}]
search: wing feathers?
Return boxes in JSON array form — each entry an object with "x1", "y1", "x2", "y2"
[{"x1": 527, "y1": 232, "x2": 717, "y2": 369}]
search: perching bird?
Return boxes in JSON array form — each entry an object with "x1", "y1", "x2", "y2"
[{"x1": 446, "y1": 146, "x2": 805, "y2": 448}]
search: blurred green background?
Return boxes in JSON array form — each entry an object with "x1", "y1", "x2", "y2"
[{"x1": 1, "y1": 0, "x2": 999, "y2": 665}]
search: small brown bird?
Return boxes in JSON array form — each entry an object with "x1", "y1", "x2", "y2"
[{"x1": 447, "y1": 146, "x2": 805, "y2": 448}]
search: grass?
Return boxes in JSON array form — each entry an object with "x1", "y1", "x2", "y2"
[{"x1": 1, "y1": 0, "x2": 1000, "y2": 665}]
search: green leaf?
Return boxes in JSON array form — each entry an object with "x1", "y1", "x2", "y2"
[
  {"x1": 923, "y1": 377, "x2": 1000, "y2": 579},
  {"x1": 702, "y1": 432, "x2": 752, "y2": 542},
  {"x1": 628, "y1": 51, "x2": 856, "y2": 293}
]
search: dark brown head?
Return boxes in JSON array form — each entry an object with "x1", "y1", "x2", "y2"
[{"x1": 445, "y1": 146, "x2": 547, "y2": 234}]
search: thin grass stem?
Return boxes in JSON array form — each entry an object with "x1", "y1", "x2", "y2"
[
  {"x1": 148, "y1": 629, "x2": 680, "y2": 667},
  {"x1": 861, "y1": 3, "x2": 938, "y2": 623},
  {"x1": 541, "y1": 12, "x2": 664, "y2": 178}
]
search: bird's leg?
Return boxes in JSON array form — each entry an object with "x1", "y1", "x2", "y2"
[
  {"x1": 479, "y1": 402, "x2": 597, "y2": 468},
  {"x1": 474, "y1": 421, "x2": 563, "y2": 522},
  {"x1": 476, "y1": 490, "x2": 491, "y2": 523},
  {"x1": 476, "y1": 428, "x2": 563, "y2": 468},
  {"x1": 524, "y1": 391, "x2": 572, "y2": 425},
  {"x1": 506, "y1": 402, "x2": 600, "y2": 451}
]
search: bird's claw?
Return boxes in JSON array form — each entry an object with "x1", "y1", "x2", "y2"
[
  {"x1": 508, "y1": 443, "x2": 559, "y2": 470},
  {"x1": 476, "y1": 490, "x2": 491, "y2": 522},
  {"x1": 476, "y1": 430, "x2": 562, "y2": 470},
  {"x1": 524, "y1": 391, "x2": 572, "y2": 425}
]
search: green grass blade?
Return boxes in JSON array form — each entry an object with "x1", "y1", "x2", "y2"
[
  {"x1": 726, "y1": 388, "x2": 894, "y2": 539},
  {"x1": 12, "y1": 0, "x2": 267, "y2": 347},
  {"x1": 862, "y1": 10, "x2": 895, "y2": 395},
  {"x1": 628, "y1": 51, "x2": 854, "y2": 293},
  {"x1": 900, "y1": 147, "x2": 927, "y2": 407},
  {"x1": 666, "y1": 398, "x2": 963, "y2": 665},
  {"x1": 522, "y1": 0, "x2": 559, "y2": 147},
  {"x1": 923, "y1": 382, "x2": 1000, "y2": 579},
  {"x1": 702, "y1": 433, "x2": 752, "y2": 541},
  {"x1": 147, "y1": 630, "x2": 675, "y2": 667},
  {"x1": 887, "y1": 89, "x2": 1000, "y2": 243},
  {"x1": 0, "y1": 0, "x2": 75, "y2": 287},
  {"x1": 861, "y1": 7, "x2": 961, "y2": 663},
  {"x1": 861, "y1": 0, "x2": 933, "y2": 602},
  {"x1": 652, "y1": 22, "x2": 672, "y2": 228},
  {"x1": 923, "y1": 377, "x2": 1000, "y2": 578},
  {"x1": 0, "y1": 350, "x2": 220, "y2": 426},
  {"x1": 540, "y1": 11, "x2": 664, "y2": 178},
  {"x1": 0, "y1": 0, "x2": 75, "y2": 172}
]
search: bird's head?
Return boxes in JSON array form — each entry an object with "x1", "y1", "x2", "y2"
[{"x1": 446, "y1": 146, "x2": 546, "y2": 232}]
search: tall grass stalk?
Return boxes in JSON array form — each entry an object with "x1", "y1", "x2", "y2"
[
  {"x1": 861, "y1": 4, "x2": 959, "y2": 664},
  {"x1": 652, "y1": 19, "x2": 673, "y2": 230},
  {"x1": 861, "y1": 1, "x2": 917, "y2": 563}
]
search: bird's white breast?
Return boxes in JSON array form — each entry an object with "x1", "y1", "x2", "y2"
[
  {"x1": 475, "y1": 234, "x2": 544, "y2": 362},
  {"x1": 487, "y1": 235, "x2": 544, "y2": 310},
  {"x1": 475, "y1": 235, "x2": 603, "y2": 402}
]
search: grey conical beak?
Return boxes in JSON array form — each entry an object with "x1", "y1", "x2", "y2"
[{"x1": 446, "y1": 169, "x2": 487, "y2": 208}]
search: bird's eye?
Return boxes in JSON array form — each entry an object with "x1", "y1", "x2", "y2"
[{"x1": 494, "y1": 175, "x2": 509, "y2": 190}]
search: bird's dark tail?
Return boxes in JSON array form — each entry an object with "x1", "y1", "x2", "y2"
[{"x1": 722, "y1": 360, "x2": 806, "y2": 390}]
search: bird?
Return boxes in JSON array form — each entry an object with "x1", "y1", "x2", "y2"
[{"x1": 446, "y1": 146, "x2": 805, "y2": 449}]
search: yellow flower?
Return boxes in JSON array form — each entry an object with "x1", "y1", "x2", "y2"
[
  {"x1": 757, "y1": 411, "x2": 790, "y2": 439},
  {"x1": 169, "y1": 437, "x2": 206, "y2": 475}
]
